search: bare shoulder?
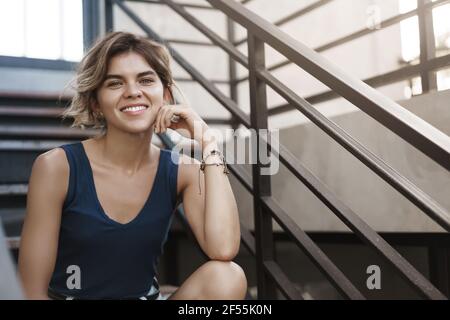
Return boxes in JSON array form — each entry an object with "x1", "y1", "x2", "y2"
[
  {"x1": 32, "y1": 147, "x2": 69, "y2": 177},
  {"x1": 30, "y1": 147, "x2": 70, "y2": 202}
]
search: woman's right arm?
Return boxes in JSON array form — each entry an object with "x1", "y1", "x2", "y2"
[{"x1": 18, "y1": 148, "x2": 69, "y2": 299}]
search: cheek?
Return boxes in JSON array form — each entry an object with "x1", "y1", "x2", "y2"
[
  {"x1": 97, "y1": 90, "x2": 118, "y2": 109},
  {"x1": 144, "y1": 86, "x2": 165, "y2": 104}
]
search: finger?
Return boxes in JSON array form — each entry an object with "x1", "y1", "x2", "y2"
[
  {"x1": 161, "y1": 107, "x2": 171, "y2": 130},
  {"x1": 155, "y1": 105, "x2": 166, "y2": 133},
  {"x1": 165, "y1": 109, "x2": 177, "y2": 129},
  {"x1": 167, "y1": 107, "x2": 185, "y2": 129},
  {"x1": 159, "y1": 105, "x2": 172, "y2": 133}
]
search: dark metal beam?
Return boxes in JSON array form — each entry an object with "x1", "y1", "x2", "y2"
[
  {"x1": 263, "y1": 260, "x2": 305, "y2": 300},
  {"x1": 227, "y1": 18, "x2": 238, "y2": 103},
  {"x1": 418, "y1": 0, "x2": 438, "y2": 92},
  {"x1": 82, "y1": 0, "x2": 101, "y2": 50},
  {"x1": 227, "y1": 17, "x2": 240, "y2": 130},
  {"x1": 261, "y1": 196, "x2": 365, "y2": 300},
  {"x1": 240, "y1": 222, "x2": 256, "y2": 255},
  {"x1": 105, "y1": 0, "x2": 114, "y2": 33},
  {"x1": 248, "y1": 33, "x2": 277, "y2": 300}
]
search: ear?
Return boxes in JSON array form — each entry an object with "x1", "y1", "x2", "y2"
[{"x1": 163, "y1": 86, "x2": 174, "y2": 105}]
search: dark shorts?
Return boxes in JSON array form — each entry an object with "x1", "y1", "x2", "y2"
[{"x1": 47, "y1": 277, "x2": 170, "y2": 300}]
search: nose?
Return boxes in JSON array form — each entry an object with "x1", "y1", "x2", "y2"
[{"x1": 123, "y1": 82, "x2": 142, "y2": 99}]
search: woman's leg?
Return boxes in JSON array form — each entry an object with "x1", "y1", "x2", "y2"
[{"x1": 168, "y1": 260, "x2": 247, "y2": 300}]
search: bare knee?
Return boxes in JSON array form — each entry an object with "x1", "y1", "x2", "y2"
[{"x1": 202, "y1": 260, "x2": 247, "y2": 300}]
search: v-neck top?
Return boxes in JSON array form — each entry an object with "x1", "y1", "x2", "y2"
[{"x1": 49, "y1": 142, "x2": 179, "y2": 299}]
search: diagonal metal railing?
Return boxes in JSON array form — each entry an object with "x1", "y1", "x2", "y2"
[{"x1": 107, "y1": 0, "x2": 450, "y2": 300}]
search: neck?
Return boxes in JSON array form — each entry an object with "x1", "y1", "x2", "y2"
[{"x1": 96, "y1": 126, "x2": 156, "y2": 175}]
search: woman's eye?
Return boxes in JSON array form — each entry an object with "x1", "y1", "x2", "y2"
[
  {"x1": 140, "y1": 78, "x2": 154, "y2": 84},
  {"x1": 107, "y1": 81, "x2": 122, "y2": 87}
]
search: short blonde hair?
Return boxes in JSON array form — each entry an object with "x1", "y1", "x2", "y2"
[{"x1": 62, "y1": 31, "x2": 180, "y2": 130}]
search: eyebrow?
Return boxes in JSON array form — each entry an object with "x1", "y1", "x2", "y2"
[{"x1": 104, "y1": 70, "x2": 157, "y2": 81}]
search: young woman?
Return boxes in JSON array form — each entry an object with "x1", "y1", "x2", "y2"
[{"x1": 18, "y1": 32, "x2": 247, "y2": 300}]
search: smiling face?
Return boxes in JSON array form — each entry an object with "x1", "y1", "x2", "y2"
[{"x1": 94, "y1": 51, "x2": 171, "y2": 134}]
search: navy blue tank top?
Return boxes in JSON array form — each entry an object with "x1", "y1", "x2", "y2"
[{"x1": 49, "y1": 142, "x2": 179, "y2": 299}]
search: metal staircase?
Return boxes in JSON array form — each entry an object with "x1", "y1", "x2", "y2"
[{"x1": 1, "y1": 0, "x2": 449, "y2": 299}]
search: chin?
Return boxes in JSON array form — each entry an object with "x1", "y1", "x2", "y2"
[{"x1": 117, "y1": 122, "x2": 153, "y2": 135}]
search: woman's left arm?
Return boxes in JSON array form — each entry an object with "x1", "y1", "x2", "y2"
[
  {"x1": 194, "y1": 137, "x2": 241, "y2": 261},
  {"x1": 155, "y1": 104, "x2": 241, "y2": 261},
  {"x1": 179, "y1": 139, "x2": 241, "y2": 261}
]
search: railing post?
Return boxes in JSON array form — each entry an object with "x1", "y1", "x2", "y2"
[
  {"x1": 105, "y1": 0, "x2": 114, "y2": 34},
  {"x1": 417, "y1": 0, "x2": 437, "y2": 92},
  {"x1": 247, "y1": 32, "x2": 277, "y2": 300},
  {"x1": 227, "y1": 17, "x2": 239, "y2": 130},
  {"x1": 82, "y1": 0, "x2": 101, "y2": 51}
]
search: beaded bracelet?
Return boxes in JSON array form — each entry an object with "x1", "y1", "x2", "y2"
[{"x1": 200, "y1": 150, "x2": 229, "y2": 173}]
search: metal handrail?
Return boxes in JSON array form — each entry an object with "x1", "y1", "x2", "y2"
[
  {"x1": 113, "y1": 0, "x2": 363, "y2": 299},
  {"x1": 158, "y1": 0, "x2": 450, "y2": 230},
  {"x1": 112, "y1": 0, "x2": 450, "y2": 299},
  {"x1": 140, "y1": 0, "x2": 450, "y2": 228},
  {"x1": 153, "y1": 0, "x2": 450, "y2": 231}
]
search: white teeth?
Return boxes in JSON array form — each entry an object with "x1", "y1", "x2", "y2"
[{"x1": 122, "y1": 105, "x2": 147, "y2": 112}]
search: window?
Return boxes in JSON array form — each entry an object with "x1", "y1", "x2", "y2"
[
  {"x1": 399, "y1": 0, "x2": 419, "y2": 64},
  {"x1": 399, "y1": 0, "x2": 450, "y2": 96},
  {"x1": 0, "y1": 0, "x2": 83, "y2": 62}
]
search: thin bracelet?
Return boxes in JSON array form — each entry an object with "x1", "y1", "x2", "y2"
[
  {"x1": 200, "y1": 149, "x2": 229, "y2": 174},
  {"x1": 198, "y1": 150, "x2": 229, "y2": 195},
  {"x1": 202, "y1": 149, "x2": 222, "y2": 162}
]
